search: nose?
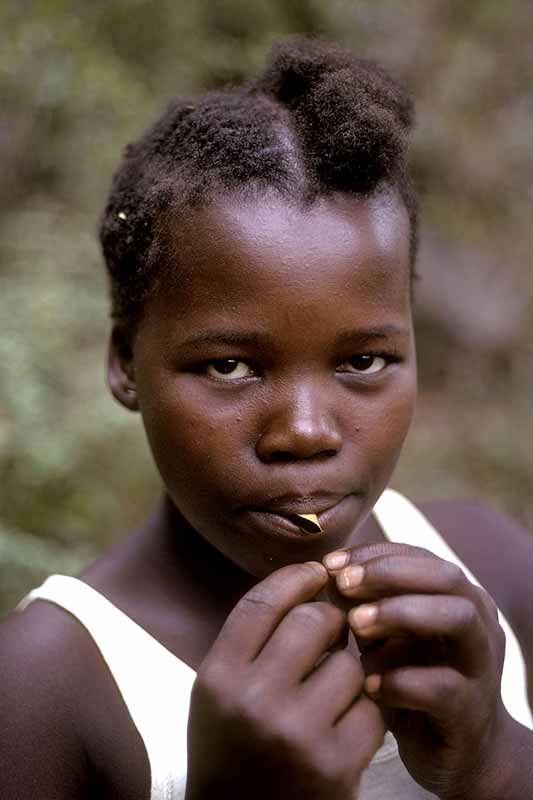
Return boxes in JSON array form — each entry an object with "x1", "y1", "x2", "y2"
[{"x1": 255, "y1": 380, "x2": 342, "y2": 463}]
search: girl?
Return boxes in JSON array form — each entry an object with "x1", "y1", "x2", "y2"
[{"x1": 2, "y1": 36, "x2": 533, "y2": 800}]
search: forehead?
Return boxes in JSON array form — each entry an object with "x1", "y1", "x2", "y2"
[{"x1": 152, "y1": 190, "x2": 411, "y2": 324}]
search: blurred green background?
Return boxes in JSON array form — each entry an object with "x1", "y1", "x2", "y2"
[{"x1": 2, "y1": 0, "x2": 533, "y2": 615}]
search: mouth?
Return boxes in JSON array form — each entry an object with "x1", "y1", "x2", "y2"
[
  {"x1": 288, "y1": 513, "x2": 323, "y2": 534},
  {"x1": 244, "y1": 493, "x2": 355, "y2": 540}
]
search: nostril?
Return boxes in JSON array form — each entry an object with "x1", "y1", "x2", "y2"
[
  {"x1": 255, "y1": 409, "x2": 343, "y2": 463},
  {"x1": 269, "y1": 451, "x2": 294, "y2": 463},
  {"x1": 317, "y1": 449, "x2": 339, "y2": 460},
  {"x1": 267, "y1": 448, "x2": 338, "y2": 463}
]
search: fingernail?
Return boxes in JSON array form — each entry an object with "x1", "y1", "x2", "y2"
[
  {"x1": 322, "y1": 550, "x2": 349, "y2": 571},
  {"x1": 365, "y1": 674, "x2": 382, "y2": 695},
  {"x1": 349, "y1": 604, "x2": 377, "y2": 629},
  {"x1": 338, "y1": 565, "x2": 364, "y2": 590}
]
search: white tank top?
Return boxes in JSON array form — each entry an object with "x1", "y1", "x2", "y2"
[{"x1": 17, "y1": 489, "x2": 533, "y2": 800}]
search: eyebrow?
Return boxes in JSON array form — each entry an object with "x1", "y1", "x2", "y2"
[
  {"x1": 179, "y1": 324, "x2": 407, "y2": 350},
  {"x1": 335, "y1": 325, "x2": 409, "y2": 346},
  {"x1": 178, "y1": 330, "x2": 276, "y2": 349}
]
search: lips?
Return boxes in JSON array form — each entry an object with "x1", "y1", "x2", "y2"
[
  {"x1": 248, "y1": 493, "x2": 348, "y2": 517},
  {"x1": 243, "y1": 492, "x2": 358, "y2": 541}
]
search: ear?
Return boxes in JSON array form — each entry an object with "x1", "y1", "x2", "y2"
[{"x1": 107, "y1": 324, "x2": 139, "y2": 412}]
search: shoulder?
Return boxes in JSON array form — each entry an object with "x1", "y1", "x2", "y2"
[
  {"x1": 0, "y1": 597, "x2": 149, "y2": 799},
  {"x1": 416, "y1": 498, "x2": 533, "y2": 604},
  {"x1": 0, "y1": 601, "x2": 92, "y2": 798},
  {"x1": 416, "y1": 496, "x2": 533, "y2": 653}
]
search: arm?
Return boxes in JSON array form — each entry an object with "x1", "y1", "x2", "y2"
[
  {"x1": 466, "y1": 714, "x2": 533, "y2": 800},
  {"x1": 419, "y1": 498, "x2": 533, "y2": 710},
  {"x1": 1, "y1": 600, "x2": 152, "y2": 800},
  {"x1": 186, "y1": 562, "x2": 384, "y2": 800},
  {"x1": 419, "y1": 500, "x2": 533, "y2": 799},
  {"x1": 0, "y1": 610, "x2": 91, "y2": 800},
  {"x1": 323, "y1": 538, "x2": 533, "y2": 800}
]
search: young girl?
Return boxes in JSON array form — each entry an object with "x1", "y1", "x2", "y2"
[{"x1": 2, "y1": 36, "x2": 533, "y2": 800}]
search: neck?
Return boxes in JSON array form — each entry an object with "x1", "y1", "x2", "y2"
[
  {"x1": 82, "y1": 492, "x2": 386, "y2": 668},
  {"x1": 155, "y1": 493, "x2": 257, "y2": 605},
  {"x1": 126, "y1": 494, "x2": 256, "y2": 628},
  {"x1": 82, "y1": 493, "x2": 256, "y2": 668}
]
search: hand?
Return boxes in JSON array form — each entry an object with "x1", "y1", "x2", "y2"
[
  {"x1": 323, "y1": 543, "x2": 510, "y2": 799},
  {"x1": 186, "y1": 562, "x2": 385, "y2": 800}
]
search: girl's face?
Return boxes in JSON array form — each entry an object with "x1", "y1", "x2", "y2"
[{"x1": 113, "y1": 190, "x2": 416, "y2": 577}]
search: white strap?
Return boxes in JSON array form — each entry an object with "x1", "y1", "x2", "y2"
[
  {"x1": 373, "y1": 489, "x2": 533, "y2": 730},
  {"x1": 18, "y1": 575, "x2": 195, "y2": 799}
]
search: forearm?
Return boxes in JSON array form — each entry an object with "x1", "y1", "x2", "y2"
[{"x1": 448, "y1": 717, "x2": 533, "y2": 800}]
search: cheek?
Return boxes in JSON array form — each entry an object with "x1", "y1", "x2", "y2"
[
  {"x1": 138, "y1": 381, "x2": 251, "y2": 499},
  {"x1": 360, "y1": 376, "x2": 417, "y2": 480}
]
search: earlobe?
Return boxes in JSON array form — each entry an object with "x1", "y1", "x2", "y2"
[{"x1": 107, "y1": 326, "x2": 139, "y2": 412}]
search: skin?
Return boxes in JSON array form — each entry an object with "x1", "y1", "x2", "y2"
[
  {"x1": 186, "y1": 562, "x2": 385, "y2": 800},
  {"x1": 324, "y1": 543, "x2": 513, "y2": 798},
  {"x1": 117, "y1": 190, "x2": 417, "y2": 578},
  {"x1": 1, "y1": 189, "x2": 533, "y2": 799},
  {"x1": 117, "y1": 189, "x2": 416, "y2": 798}
]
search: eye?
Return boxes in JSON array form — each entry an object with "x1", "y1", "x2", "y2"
[
  {"x1": 205, "y1": 359, "x2": 254, "y2": 380},
  {"x1": 338, "y1": 355, "x2": 388, "y2": 375}
]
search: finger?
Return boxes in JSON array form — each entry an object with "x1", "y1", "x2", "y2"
[
  {"x1": 323, "y1": 542, "x2": 433, "y2": 574},
  {"x1": 323, "y1": 575, "x2": 357, "y2": 616},
  {"x1": 334, "y1": 553, "x2": 476, "y2": 601},
  {"x1": 256, "y1": 601, "x2": 348, "y2": 682},
  {"x1": 334, "y1": 694, "x2": 386, "y2": 767},
  {"x1": 298, "y1": 649, "x2": 365, "y2": 724},
  {"x1": 349, "y1": 595, "x2": 489, "y2": 674},
  {"x1": 364, "y1": 665, "x2": 469, "y2": 723},
  {"x1": 360, "y1": 636, "x2": 427, "y2": 676},
  {"x1": 208, "y1": 562, "x2": 328, "y2": 664}
]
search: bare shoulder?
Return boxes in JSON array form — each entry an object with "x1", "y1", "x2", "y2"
[
  {"x1": 418, "y1": 497, "x2": 533, "y2": 650},
  {"x1": 0, "y1": 601, "x2": 93, "y2": 798},
  {"x1": 0, "y1": 599, "x2": 149, "y2": 800}
]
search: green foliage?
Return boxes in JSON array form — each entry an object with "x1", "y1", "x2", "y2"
[
  {"x1": 0, "y1": 521, "x2": 97, "y2": 612},
  {"x1": 2, "y1": 0, "x2": 533, "y2": 615}
]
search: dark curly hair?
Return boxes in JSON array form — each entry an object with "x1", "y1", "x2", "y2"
[{"x1": 99, "y1": 36, "x2": 417, "y2": 325}]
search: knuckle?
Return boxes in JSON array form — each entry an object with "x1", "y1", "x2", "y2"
[
  {"x1": 334, "y1": 697, "x2": 385, "y2": 769},
  {"x1": 194, "y1": 664, "x2": 221, "y2": 696},
  {"x1": 414, "y1": 545, "x2": 438, "y2": 559},
  {"x1": 194, "y1": 664, "x2": 267, "y2": 719},
  {"x1": 238, "y1": 589, "x2": 278, "y2": 618},
  {"x1": 454, "y1": 598, "x2": 478, "y2": 632},
  {"x1": 235, "y1": 564, "x2": 326, "y2": 621},
  {"x1": 479, "y1": 586, "x2": 499, "y2": 619},
  {"x1": 238, "y1": 693, "x2": 270, "y2": 730},
  {"x1": 259, "y1": 706, "x2": 309, "y2": 754},
  {"x1": 275, "y1": 707, "x2": 306, "y2": 742},
  {"x1": 353, "y1": 695, "x2": 386, "y2": 739},
  {"x1": 290, "y1": 601, "x2": 341, "y2": 631},
  {"x1": 239, "y1": 674, "x2": 271, "y2": 710},
  {"x1": 310, "y1": 747, "x2": 344, "y2": 783},
  {"x1": 192, "y1": 667, "x2": 231, "y2": 711},
  {"x1": 433, "y1": 669, "x2": 460, "y2": 709},
  {"x1": 442, "y1": 560, "x2": 468, "y2": 591},
  {"x1": 199, "y1": 672, "x2": 270, "y2": 726},
  {"x1": 317, "y1": 601, "x2": 346, "y2": 628},
  {"x1": 327, "y1": 649, "x2": 364, "y2": 686},
  {"x1": 271, "y1": 717, "x2": 343, "y2": 784},
  {"x1": 493, "y1": 619, "x2": 506, "y2": 659}
]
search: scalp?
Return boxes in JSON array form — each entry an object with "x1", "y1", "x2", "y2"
[{"x1": 99, "y1": 35, "x2": 418, "y2": 326}]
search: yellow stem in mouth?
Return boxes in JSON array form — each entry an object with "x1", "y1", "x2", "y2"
[{"x1": 293, "y1": 513, "x2": 323, "y2": 534}]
